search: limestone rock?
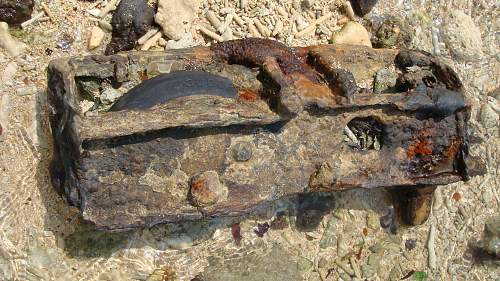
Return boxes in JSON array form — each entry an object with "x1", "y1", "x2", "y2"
[
  {"x1": 330, "y1": 21, "x2": 372, "y2": 47},
  {"x1": 442, "y1": 10, "x2": 483, "y2": 61},
  {"x1": 155, "y1": 0, "x2": 200, "y2": 41},
  {"x1": 0, "y1": 21, "x2": 26, "y2": 57},
  {"x1": 88, "y1": 26, "x2": 105, "y2": 50}
]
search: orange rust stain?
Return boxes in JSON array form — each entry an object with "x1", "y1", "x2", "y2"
[
  {"x1": 362, "y1": 228, "x2": 368, "y2": 236},
  {"x1": 137, "y1": 70, "x2": 148, "y2": 82},
  {"x1": 292, "y1": 75, "x2": 333, "y2": 99},
  {"x1": 191, "y1": 179, "x2": 206, "y2": 192},
  {"x1": 238, "y1": 90, "x2": 259, "y2": 101},
  {"x1": 452, "y1": 192, "x2": 462, "y2": 201},
  {"x1": 445, "y1": 138, "x2": 461, "y2": 159},
  {"x1": 406, "y1": 139, "x2": 433, "y2": 158}
]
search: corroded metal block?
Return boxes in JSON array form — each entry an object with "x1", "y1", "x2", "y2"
[{"x1": 47, "y1": 38, "x2": 485, "y2": 231}]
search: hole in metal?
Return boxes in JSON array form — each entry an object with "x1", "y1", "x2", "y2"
[{"x1": 344, "y1": 116, "x2": 384, "y2": 150}]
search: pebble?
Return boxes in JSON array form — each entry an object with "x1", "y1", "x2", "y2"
[
  {"x1": 330, "y1": 21, "x2": 372, "y2": 47},
  {"x1": 442, "y1": 10, "x2": 483, "y2": 61},
  {"x1": 0, "y1": 21, "x2": 26, "y2": 57},
  {"x1": 155, "y1": 0, "x2": 200, "y2": 40},
  {"x1": 373, "y1": 67, "x2": 397, "y2": 94},
  {"x1": 88, "y1": 26, "x2": 105, "y2": 50},
  {"x1": 373, "y1": 17, "x2": 411, "y2": 48},
  {"x1": 100, "y1": 87, "x2": 123, "y2": 105},
  {"x1": 105, "y1": 0, "x2": 155, "y2": 54}
]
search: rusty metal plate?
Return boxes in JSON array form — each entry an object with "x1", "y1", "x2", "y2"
[{"x1": 47, "y1": 38, "x2": 485, "y2": 231}]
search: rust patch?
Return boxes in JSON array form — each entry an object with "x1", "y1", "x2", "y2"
[
  {"x1": 191, "y1": 179, "x2": 206, "y2": 192},
  {"x1": 211, "y1": 38, "x2": 320, "y2": 83},
  {"x1": 406, "y1": 127, "x2": 434, "y2": 158},
  {"x1": 407, "y1": 138, "x2": 433, "y2": 158},
  {"x1": 137, "y1": 70, "x2": 148, "y2": 82},
  {"x1": 238, "y1": 90, "x2": 259, "y2": 101},
  {"x1": 452, "y1": 192, "x2": 462, "y2": 201}
]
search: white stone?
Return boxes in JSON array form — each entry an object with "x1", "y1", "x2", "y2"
[
  {"x1": 442, "y1": 10, "x2": 483, "y2": 61},
  {"x1": 165, "y1": 32, "x2": 195, "y2": 49},
  {"x1": 0, "y1": 22, "x2": 27, "y2": 57},
  {"x1": 330, "y1": 21, "x2": 372, "y2": 47},
  {"x1": 100, "y1": 88, "x2": 123, "y2": 105},
  {"x1": 88, "y1": 26, "x2": 105, "y2": 50},
  {"x1": 155, "y1": 0, "x2": 201, "y2": 40}
]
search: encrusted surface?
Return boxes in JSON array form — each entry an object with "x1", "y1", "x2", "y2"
[{"x1": 47, "y1": 40, "x2": 484, "y2": 230}]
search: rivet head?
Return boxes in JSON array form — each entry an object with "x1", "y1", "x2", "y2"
[
  {"x1": 232, "y1": 141, "x2": 252, "y2": 162},
  {"x1": 189, "y1": 171, "x2": 227, "y2": 207}
]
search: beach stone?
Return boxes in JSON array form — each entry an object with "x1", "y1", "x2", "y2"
[
  {"x1": 105, "y1": 0, "x2": 155, "y2": 55},
  {"x1": 0, "y1": 0, "x2": 34, "y2": 25},
  {"x1": 331, "y1": 21, "x2": 372, "y2": 47},
  {"x1": 100, "y1": 87, "x2": 123, "y2": 105},
  {"x1": 442, "y1": 10, "x2": 483, "y2": 61},
  {"x1": 0, "y1": 21, "x2": 26, "y2": 57},
  {"x1": 155, "y1": 0, "x2": 200, "y2": 41},
  {"x1": 372, "y1": 18, "x2": 412, "y2": 48},
  {"x1": 88, "y1": 26, "x2": 105, "y2": 50},
  {"x1": 373, "y1": 67, "x2": 398, "y2": 93}
]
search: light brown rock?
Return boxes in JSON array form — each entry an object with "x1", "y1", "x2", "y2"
[
  {"x1": 88, "y1": 26, "x2": 105, "y2": 50},
  {"x1": 330, "y1": 21, "x2": 372, "y2": 47}
]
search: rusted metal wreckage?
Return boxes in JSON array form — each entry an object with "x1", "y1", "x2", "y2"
[{"x1": 47, "y1": 38, "x2": 485, "y2": 231}]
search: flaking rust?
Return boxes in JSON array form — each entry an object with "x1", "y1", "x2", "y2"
[{"x1": 47, "y1": 38, "x2": 486, "y2": 231}]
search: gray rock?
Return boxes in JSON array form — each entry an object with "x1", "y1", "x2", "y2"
[
  {"x1": 100, "y1": 87, "x2": 124, "y2": 105},
  {"x1": 373, "y1": 67, "x2": 398, "y2": 94},
  {"x1": 372, "y1": 18, "x2": 412, "y2": 49},
  {"x1": 442, "y1": 10, "x2": 483, "y2": 61}
]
